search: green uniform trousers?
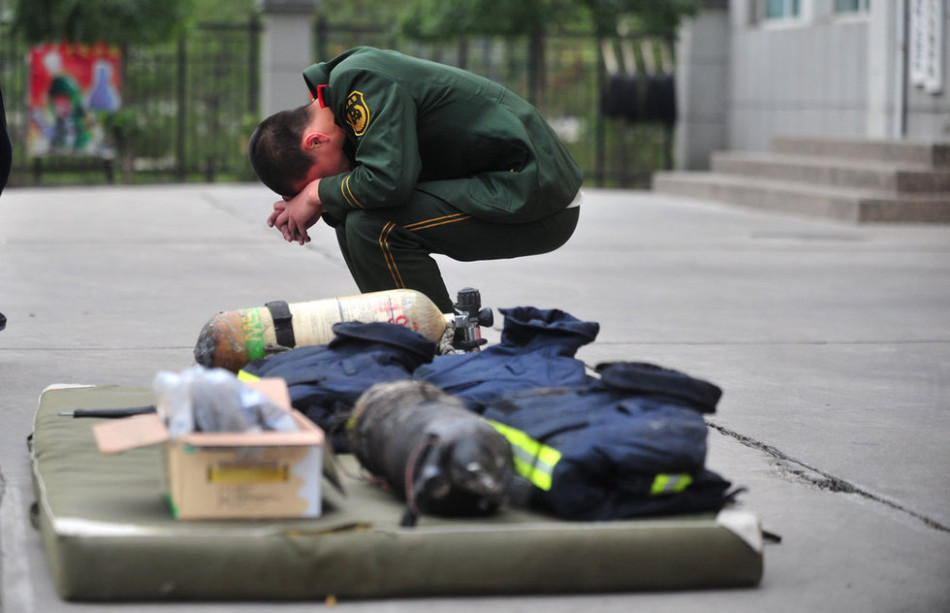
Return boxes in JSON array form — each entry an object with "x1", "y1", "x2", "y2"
[{"x1": 334, "y1": 186, "x2": 580, "y2": 313}]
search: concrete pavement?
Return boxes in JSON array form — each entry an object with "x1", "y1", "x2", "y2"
[{"x1": 1, "y1": 184, "x2": 948, "y2": 612}]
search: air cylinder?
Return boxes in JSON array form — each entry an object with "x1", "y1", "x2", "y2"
[
  {"x1": 347, "y1": 380, "x2": 512, "y2": 522},
  {"x1": 194, "y1": 289, "x2": 452, "y2": 373}
]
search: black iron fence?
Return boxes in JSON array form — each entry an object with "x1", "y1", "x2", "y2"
[{"x1": 0, "y1": 18, "x2": 673, "y2": 189}]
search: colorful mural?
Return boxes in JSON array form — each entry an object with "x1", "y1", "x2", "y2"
[{"x1": 28, "y1": 42, "x2": 122, "y2": 156}]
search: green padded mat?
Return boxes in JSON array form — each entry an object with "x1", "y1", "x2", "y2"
[{"x1": 30, "y1": 384, "x2": 764, "y2": 601}]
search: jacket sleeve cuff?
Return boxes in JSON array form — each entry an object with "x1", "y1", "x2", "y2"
[{"x1": 318, "y1": 174, "x2": 352, "y2": 220}]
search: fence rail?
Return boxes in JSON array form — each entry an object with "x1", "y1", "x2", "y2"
[{"x1": 0, "y1": 19, "x2": 673, "y2": 190}]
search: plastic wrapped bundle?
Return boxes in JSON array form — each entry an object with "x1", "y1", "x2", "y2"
[{"x1": 153, "y1": 366, "x2": 298, "y2": 436}]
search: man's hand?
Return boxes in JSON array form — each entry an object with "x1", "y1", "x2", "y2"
[{"x1": 267, "y1": 179, "x2": 324, "y2": 245}]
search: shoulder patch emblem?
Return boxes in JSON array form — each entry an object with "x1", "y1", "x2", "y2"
[{"x1": 344, "y1": 90, "x2": 370, "y2": 136}]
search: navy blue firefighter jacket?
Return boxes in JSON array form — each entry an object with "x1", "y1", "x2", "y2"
[
  {"x1": 482, "y1": 361, "x2": 736, "y2": 521},
  {"x1": 415, "y1": 306, "x2": 600, "y2": 413}
]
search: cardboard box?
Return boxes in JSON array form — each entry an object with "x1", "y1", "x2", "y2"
[{"x1": 93, "y1": 378, "x2": 324, "y2": 520}]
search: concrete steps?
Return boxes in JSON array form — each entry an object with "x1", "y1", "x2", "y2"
[
  {"x1": 771, "y1": 136, "x2": 950, "y2": 168},
  {"x1": 653, "y1": 136, "x2": 950, "y2": 223},
  {"x1": 711, "y1": 152, "x2": 950, "y2": 194}
]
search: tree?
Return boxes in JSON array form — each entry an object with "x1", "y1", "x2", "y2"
[
  {"x1": 400, "y1": 0, "x2": 697, "y2": 40},
  {"x1": 399, "y1": 0, "x2": 575, "y2": 40},
  {"x1": 12, "y1": 0, "x2": 195, "y2": 45},
  {"x1": 581, "y1": 0, "x2": 699, "y2": 37},
  {"x1": 400, "y1": 0, "x2": 580, "y2": 105},
  {"x1": 318, "y1": 0, "x2": 414, "y2": 30},
  {"x1": 398, "y1": 0, "x2": 697, "y2": 104},
  {"x1": 13, "y1": 0, "x2": 196, "y2": 181}
]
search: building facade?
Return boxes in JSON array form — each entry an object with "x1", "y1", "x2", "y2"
[{"x1": 677, "y1": 0, "x2": 949, "y2": 170}]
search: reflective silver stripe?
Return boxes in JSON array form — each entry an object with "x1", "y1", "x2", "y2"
[
  {"x1": 488, "y1": 420, "x2": 561, "y2": 491},
  {"x1": 650, "y1": 473, "x2": 693, "y2": 496}
]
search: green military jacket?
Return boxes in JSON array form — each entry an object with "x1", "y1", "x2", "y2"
[{"x1": 303, "y1": 47, "x2": 582, "y2": 224}]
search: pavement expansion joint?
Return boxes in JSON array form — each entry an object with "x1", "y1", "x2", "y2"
[
  {"x1": 588, "y1": 339, "x2": 950, "y2": 347},
  {"x1": 707, "y1": 422, "x2": 950, "y2": 534}
]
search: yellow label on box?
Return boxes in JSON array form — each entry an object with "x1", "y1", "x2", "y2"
[{"x1": 208, "y1": 461, "x2": 289, "y2": 484}]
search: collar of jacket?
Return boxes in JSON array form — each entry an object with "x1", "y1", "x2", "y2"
[
  {"x1": 303, "y1": 63, "x2": 329, "y2": 103},
  {"x1": 594, "y1": 361, "x2": 722, "y2": 414},
  {"x1": 302, "y1": 46, "x2": 369, "y2": 103},
  {"x1": 497, "y1": 307, "x2": 600, "y2": 354}
]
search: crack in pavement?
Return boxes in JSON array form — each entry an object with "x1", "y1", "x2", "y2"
[
  {"x1": 199, "y1": 192, "x2": 345, "y2": 267},
  {"x1": 708, "y1": 422, "x2": 950, "y2": 534},
  {"x1": 590, "y1": 339, "x2": 950, "y2": 346}
]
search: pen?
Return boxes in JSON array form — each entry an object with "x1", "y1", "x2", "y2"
[{"x1": 58, "y1": 406, "x2": 157, "y2": 418}]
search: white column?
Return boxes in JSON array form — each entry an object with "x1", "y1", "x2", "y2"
[
  {"x1": 257, "y1": 0, "x2": 318, "y2": 118},
  {"x1": 866, "y1": 0, "x2": 904, "y2": 139},
  {"x1": 675, "y1": 1, "x2": 730, "y2": 169}
]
